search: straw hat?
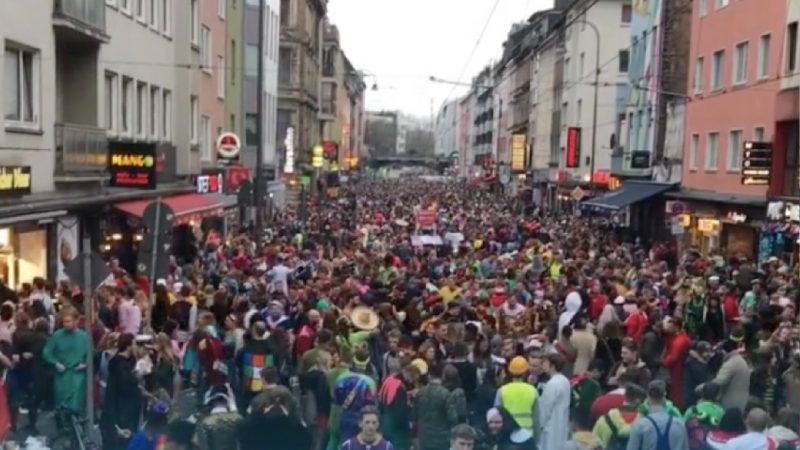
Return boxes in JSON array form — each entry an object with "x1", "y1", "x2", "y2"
[{"x1": 350, "y1": 306, "x2": 380, "y2": 331}]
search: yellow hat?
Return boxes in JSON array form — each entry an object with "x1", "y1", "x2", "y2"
[
  {"x1": 508, "y1": 356, "x2": 529, "y2": 376},
  {"x1": 410, "y1": 358, "x2": 429, "y2": 376}
]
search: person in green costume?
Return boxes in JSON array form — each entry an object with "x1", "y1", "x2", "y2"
[{"x1": 42, "y1": 308, "x2": 89, "y2": 415}]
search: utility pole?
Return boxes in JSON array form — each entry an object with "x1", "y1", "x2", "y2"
[{"x1": 254, "y1": 0, "x2": 266, "y2": 235}]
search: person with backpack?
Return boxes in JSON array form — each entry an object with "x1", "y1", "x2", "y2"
[
  {"x1": 592, "y1": 383, "x2": 646, "y2": 450},
  {"x1": 626, "y1": 380, "x2": 689, "y2": 450},
  {"x1": 683, "y1": 382, "x2": 724, "y2": 450}
]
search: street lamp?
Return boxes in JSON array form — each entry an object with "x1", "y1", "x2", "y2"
[
  {"x1": 350, "y1": 70, "x2": 379, "y2": 91},
  {"x1": 582, "y1": 20, "x2": 601, "y2": 197}
]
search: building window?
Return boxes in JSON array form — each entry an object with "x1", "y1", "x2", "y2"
[
  {"x1": 218, "y1": 0, "x2": 226, "y2": 18},
  {"x1": 120, "y1": 0, "x2": 131, "y2": 14},
  {"x1": 757, "y1": 34, "x2": 770, "y2": 80},
  {"x1": 576, "y1": 99, "x2": 582, "y2": 124},
  {"x1": 754, "y1": 126, "x2": 765, "y2": 142},
  {"x1": 104, "y1": 72, "x2": 117, "y2": 131},
  {"x1": 106, "y1": 0, "x2": 116, "y2": 6},
  {"x1": 190, "y1": 95, "x2": 199, "y2": 144},
  {"x1": 161, "y1": 0, "x2": 171, "y2": 35},
  {"x1": 689, "y1": 134, "x2": 699, "y2": 170},
  {"x1": 787, "y1": 22, "x2": 798, "y2": 73},
  {"x1": 136, "y1": 81, "x2": 147, "y2": 136},
  {"x1": 121, "y1": 76, "x2": 133, "y2": 134},
  {"x1": 711, "y1": 49, "x2": 724, "y2": 90},
  {"x1": 715, "y1": 0, "x2": 728, "y2": 9},
  {"x1": 245, "y1": 44, "x2": 258, "y2": 77},
  {"x1": 621, "y1": 3, "x2": 632, "y2": 24},
  {"x1": 280, "y1": 0, "x2": 288, "y2": 25},
  {"x1": 705, "y1": 132, "x2": 719, "y2": 170},
  {"x1": 217, "y1": 56, "x2": 225, "y2": 99},
  {"x1": 190, "y1": 0, "x2": 199, "y2": 46},
  {"x1": 162, "y1": 90, "x2": 171, "y2": 139},
  {"x1": 201, "y1": 26, "x2": 212, "y2": 73},
  {"x1": 727, "y1": 129, "x2": 742, "y2": 171},
  {"x1": 699, "y1": 0, "x2": 707, "y2": 17},
  {"x1": 230, "y1": 40, "x2": 237, "y2": 86},
  {"x1": 579, "y1": 52, "x2": 585, "y2": 78},
  {"x1": 149, "y1": 86, "x2": 159, "y2": 138},
  {"x1": 4, "y1": 46, "x2": 38, "y2": 126},
  {"x1": 245, "y1": 114, "x2": 258, "y2": 146},
  {"x1": 693, "y1": 56, "x2": 704, "y2": 93},
  {"x1": 149, "y1": 0, "x2": 158, "y2": 27},
  {"x1": 618, "y1": 50, "x2": 630, "y2": 73},
  {"x1": 200, "y1": 115, "x2": 211, "y2": 160},
  {"x1": 733, "y1": 41, "x2": 748, "y2": 85},
  {"x1": 230, "y1": 113, "x2": 235, "y2": 131},
  {"x1": 136, "y1": 0, "x2": 145, "y2": 21}
]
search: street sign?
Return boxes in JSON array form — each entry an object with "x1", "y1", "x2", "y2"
[
  {"x1": 138, "y1": 201, "x2": 174, "y2": 285},
  {"x1": 741, "y1": 141, "x2": 772, "y2": 185},
  {"x1": 216, "y1": 132, "x2": 242, "y2": 165},
  {"x1": 500, "y1": 173, "x2": 511, "y2": 185},
  {"x1": 571, "y1": 186, "x2": 586, "y2": 202}
]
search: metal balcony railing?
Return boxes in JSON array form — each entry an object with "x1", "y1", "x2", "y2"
[
  {"x1": 54, "y1": 0, "x2": 106, "y2": 33},
  {"x1": 54, "y1": 123, "x2": 108, "y2": 175}
]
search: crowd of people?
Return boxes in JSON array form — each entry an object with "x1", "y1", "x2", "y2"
[{"x1": 0, "y1": 177, "x2": 796, "y2": 450}]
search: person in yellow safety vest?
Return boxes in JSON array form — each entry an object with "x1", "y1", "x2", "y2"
[{"x1": 494, "y1": 356, "x2": 538, "y2": 434}]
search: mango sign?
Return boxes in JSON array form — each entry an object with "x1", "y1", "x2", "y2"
[{"x1": 108, "y1": 146, "x2": 157, "y2": 190}]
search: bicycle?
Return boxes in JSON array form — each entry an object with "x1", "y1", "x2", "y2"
[{"x1": 48, "y1": 370, "x2": 98, "y2": 450}]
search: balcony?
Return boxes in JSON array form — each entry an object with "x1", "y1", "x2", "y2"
[
  {"x1": 54, "y1": 123, "x2": 108, "y2": 179},
  {"x1": 53, "y1": 0, "x2": 109, "y2": 44}
]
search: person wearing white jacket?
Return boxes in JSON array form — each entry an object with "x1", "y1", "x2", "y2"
[{"x1": 536, "y1": 353, "x2": 571, "y2": 450}]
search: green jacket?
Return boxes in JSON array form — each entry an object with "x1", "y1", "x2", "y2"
[
  {"x1": 414, "y1": 381, "x2": 458, "y2": 450},
  {"x1": 639, "y1": 400, "x2": 682, "y2": 418},
  {"x1": 683, "y1": 400, "x2": 724, "y2": 426}
]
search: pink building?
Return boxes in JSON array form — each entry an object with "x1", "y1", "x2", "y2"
[
  {"x1": 678, "y1": 0, "x2": 789, "y2": 257},
  {"x1": 199, "y1": 0, "x2": 227, "y2": 167}
]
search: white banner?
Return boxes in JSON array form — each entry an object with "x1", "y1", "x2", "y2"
[{"x1": 56, "y1": 216, "x2": 79, "y2": 281}]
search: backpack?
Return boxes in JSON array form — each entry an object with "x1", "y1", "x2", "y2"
[
  {"x1": 685, "y1": 415, "x2": 714, "y2": 450},
  {"x1": 645, "y1": 415, "x2": 673, "y2": 450},
  {"x1": 603, "y1": 413, "x2": 631, "y2": 450}
]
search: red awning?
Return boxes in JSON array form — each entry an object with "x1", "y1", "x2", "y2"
[{"x1": 114, "y1": 193, "x2": 225, "y2": 226}]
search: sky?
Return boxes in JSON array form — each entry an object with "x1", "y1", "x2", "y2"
[{"x1": 327, "y1": 0, "x2": 554, "y2": 118}]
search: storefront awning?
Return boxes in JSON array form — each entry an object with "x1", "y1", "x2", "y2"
[
  {"x1": 114, "y1": 193, "x2": 224, "y2": 225},
  {"x1": 581, "y1": 181, "x2": 676, "y2": 212}
]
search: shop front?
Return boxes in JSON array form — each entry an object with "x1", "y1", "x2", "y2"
[
  {"x1": 580, "y1": 180, "x2": 676, "y2": 242},
  {"x1": 0, "y1": 165, "x2": 55, "y2": 288},
  {"x1": 666, "y1": 191, "x2": 765, "y2": 258}
]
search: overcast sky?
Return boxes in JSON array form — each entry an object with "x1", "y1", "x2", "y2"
[{"x1": 327, "y1": 0, "x2": 554, "y2": 118}]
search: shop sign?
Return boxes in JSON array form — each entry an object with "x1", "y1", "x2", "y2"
[
  {"x1": 725, "y1": 212, "x2": 747, "y2": 224},
  {"x1": 571, "y1": 186, "x2": 586, "y2": 201},
  {"x1": 697, "y1": 218, "x2": 721, "y2": 234},
  {"x1": 283, "y1": 127, "x2": 295, "y2": 174},
  {"x1": 566, "y1": 127, "x2": 581, "y2": 168},
  {"x1": 216, "y1": 132, "x2": 241, "y2": 166},
  {"x1": 511, "y1": 134, "x2": 526, "y2": 172},
  {"x1": 322, "y1": 140, "x2": 338, "y2": 161},
  {"x1": 196, "y1": 173, "x2": 224, "y2": 194},
  {"x1": 741, "y1": 141, "x2": 772, "y2": 185},
  {"x1": 676, "y1": 213, "x2": 691, "y2": 227},
  {"x1": 787, "y1": 204, "x2": 800, "y2": 222},
  {"x1": 312, "y1": 145, "x2": 324, "y2": 168},
  {"x1": 109, "y1": 146, "x2": 157, "y2": 189},
  {"x1": 225, "y1": 166, "x2": 250, "y2": 194},
  {"x1": 0, "y1": 166, "x2": 31, "y2": 197}
]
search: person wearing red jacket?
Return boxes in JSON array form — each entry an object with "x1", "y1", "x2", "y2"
[
  {"x1": 662, "y1": 316, "x2": 691, "y2": 409},
  {"x1": 624, "y1": 299, "x2": 649, "y2": 342},
  {"x1": 587, "y1": 283, "x2": 607, "y2": 323},
  {"x1": 721, "y1": 284, "x2": 740, "y2": 330}
]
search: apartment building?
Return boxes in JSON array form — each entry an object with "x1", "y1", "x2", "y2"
[
  {"x1": 277, "y1": 0, "x2": 327, "y2": 167},
  {"x1": 319, "y1": 24, "x2": 366, "y2": 169},
  {"x1": 434, "y1": 99, "x2": 458, "y2": 157},
  {"x1": 197, "y1": 0, "x2": 227, "y2": 167},
  {"x1": 676, "y1": 0, "x2": 787, "y2": 257},
  {"x1": 560, "y1": 0, "x2": 631, "y2": 182},
  {"x1": 472, "y1": 66, "x2": 494, "y2": 166},
  {"x1": 457, "y1": 94, "x2": 474, "y2": 177}
]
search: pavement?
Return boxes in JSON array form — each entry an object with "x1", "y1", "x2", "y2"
[{"x1": 6, "y1": 388, "x2": 199, "y2": 448}]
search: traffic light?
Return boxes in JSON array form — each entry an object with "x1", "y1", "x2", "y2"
[{"x1": 741, "y1": 141, "x2": 772, "y2": 185}]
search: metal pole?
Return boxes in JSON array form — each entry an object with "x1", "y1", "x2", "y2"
[
  {"x1": 254, "y1": 0, "x2": 266, "y2": 237},
  {"x1": 148, "y1": 199, "x2": 162, "y2": 296},
  {"x1": 81, "y1": 233, "x2": 94, "y2": 432},
  {"x1": 587, "y1": 20, "x2": 601, "y2": 198}
]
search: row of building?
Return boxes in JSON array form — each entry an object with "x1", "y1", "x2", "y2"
[
  {"x1": 434, "y1": 0, "x2": 800, "y2": 262},
  {"x1": 0, "y1": 0, "x2": 366, "y2": 287}
]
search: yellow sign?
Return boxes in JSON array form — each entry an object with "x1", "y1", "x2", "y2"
[
  {"x1": 110, "y1": 154, "x2": 154, "y2": 167},
  {"x1": 697, "y1": 218, "x2": 720, "y2": 234},
  {"x1": 0, "y1": 167, "x2": 30, "y2": 193},
  {"x1": 312, "y1": 145, "x2": 324, "y2": 168},
  {"x1": 608, "y1": 176, "x2": 621, "y2": 190},
  {"x1": 511, "y1": 134, "x2": 526, "y2": 172},
  {"x1": 330, "y1": 162, "x2": 340, "y2": 172},
  {"x1": 677, "y1": 213, "x2": 691, "y2": 227}
]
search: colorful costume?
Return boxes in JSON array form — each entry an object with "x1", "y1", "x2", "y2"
[{"x1": 332, "y1": 369, "x2": 378, "y2": 444}]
